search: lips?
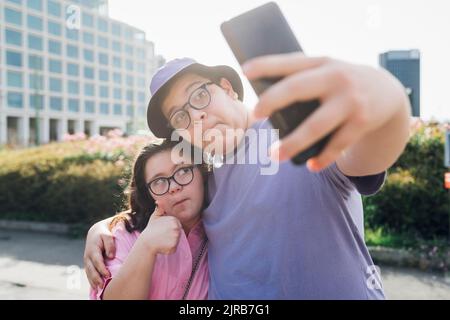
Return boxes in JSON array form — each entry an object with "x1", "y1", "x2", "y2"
[{"x1": 173, "y1": 198, "x2": 189, "y2": 207}]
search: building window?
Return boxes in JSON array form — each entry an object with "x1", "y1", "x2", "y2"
[
  {"x1": 138, "y1": 77, "x2": 146, "y2": 87},
  {"x1": 113, "y1": 56, "x2": 121, "y2": 68},
  {"x1": 27, "y1": 0, "x2": 42, "y2": 12},
  {"x1": 138, "y1": 106, "x2": 146, "y2": 117},
  {"x1": 99, "y1": 86, "x2": 109, "y2": 98},
  {"x1": 125, "y1": 45, "x2": 133, "y2": 55},
  {"x1": 113, "y1": 73, "x2": 121, "y2": 84},
  {"x1": 127, "y1": 105, "x2": 134, "y2": 117},
  {"x1": 7, "y1": 92, "x2": 23, "y2": 108},
  {"x1": 5, "y1": 8, "x2": 22, "y2": 26},
  {"x1": 82, "y1": 32, "x2": 94, "y2": 45},
  {"x1": 47, "y1": 0, "x2": 61, "y2": 17},
  {"x1": 67, "y1": 80, "x2": 79, "y2": 95},
  {"x1": 48, "y1": 20, "x2": 61, "y2": 36},
  {"x1": 6, "y1": 51, "x2": 22, "y2": 67},
  {"x1": 84, "y1": 83, "x2": 95, "y2": 96},
  {"x1": 99, "y1": 70, "x2": 109, "y2": 82},
  {"x1": 28, "y1": 34, "x2": 43, "y2": 51},
  {"x1": 100, "y1": 103, "x2": 109, "y2": 115},
  {"x1": 113, "y1": 88, "x2": 122, "y2": 100},
  {"x1": 82, "y1": 12, "x2": 94, "y2": 28},
  {"x1": 48, "y1": 40, "x2": 61, "y2": 55},
  {"x1": 5, "y1": 29, "x2": 22, "y2": 46},
  {"x1": 137, "y1": 63, "x2": 146, "y2": 74},
  {"x1": 6, "y1": 0, "x2": 22, "y2": 5},
  {"x1": 124, "y1": 28, "x2": 133, "y2": 40},
  {"x1": 126, "y1": 75, "x2": 134, "y2": 87},
  {"x1": 50, "y1": 97, "x2": 63, "y2": 111},
  {"x1": 67, "y1": 45, "x2": 79, "y2": 58},
  {"x1": 49, "y1": 78, "x2": 62, "y2": 92},
  {"x1": 98, "y1": 18, "x2": 108, "y2": 32},
  {"x1": 84, "y1": 67, "x2": 94, "y2": 79},
  {"x1": 7, "y1": 71, "x2": 23, "y2": 88},
  {"x1": 98, "y1": 36, "x2": 108, "y2": 48},
  {"x1": 67, "y1": 63, "x2": 79, "y2": 76},
  {"x1": 98, "y1": 53, "x2": 109, "y2": 65},
  {"x1": 137, "y1": 48, "x2": 146, "y2": 59},
  {"x1": 138, "y1": 92, "x2": 146, "y2": 103},
  {"x1": 83, "y1": 49, "x2": 94, "y2": 62},
  {"x1": 28, "y1": 55, "x2": 43, "y2": 70},
  {"x1": 112, "y1": 23, "x2": 121, "y2": 36},
  {"x1": 29, "y1": 73, "x2": 44, "y2": 90},
  {"x1": 112, "y1": 41, "x2": 121, "y2": 52},
  {"x1": 126, "y1": 60, "x2": 134, "y2": 71},
  {"x1": 126, "y1": 90, "x2": 133, "y2": 102},
  {"x1": 85, "y1": 101, "x2": 95, "y2": 114},
  {"x1": 113, "y1": 104, "x2": 122, "y2": 115},
  {"x1": 66, "y1": 29, "x2": 79, "y2": 41},
  {"x1": 48, "y1": 59, "x2": 62, "y2": 73},
  {"x1": 30, "y1": 94, "x2": 44, "y2": 110},
  {"x1": 27, "y1": 15, "x2": 43, "y2": 31},
  {"x1": 68, "y1": 99, "x2": 79, "y2": 112}
]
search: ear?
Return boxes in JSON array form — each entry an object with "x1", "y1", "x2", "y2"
[{"x1": 219, "y1": 77, "x2": 238, "y2": 100}]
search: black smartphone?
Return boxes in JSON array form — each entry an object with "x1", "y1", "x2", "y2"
[{"x1": 221, "y1": 2, "x2": 331, "y2": 165}]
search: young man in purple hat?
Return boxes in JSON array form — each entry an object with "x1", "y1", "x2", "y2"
[{"x1": 84, "y1": 53, "x2": 411, "y2": 299}]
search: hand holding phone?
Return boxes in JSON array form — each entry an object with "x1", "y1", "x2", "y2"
[{"x1": 221, "y1": 2, "x2": 332, "y2": 165}]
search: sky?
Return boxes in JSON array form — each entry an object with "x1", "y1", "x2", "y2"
[{"x1": 108, "y1": 0, "x2": 449, "y2": 121}]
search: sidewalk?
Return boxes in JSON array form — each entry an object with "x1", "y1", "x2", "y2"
[
  {"x1": 0, "y1": 229, "x2": 89, "y2": 299},
  {"x1": 1, "y1": 228, "x2": 450, "y2": 300}
]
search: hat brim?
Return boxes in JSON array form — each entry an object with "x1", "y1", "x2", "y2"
[{"x1": 147, "y1": 63, "x2": 244, "y2": 138}]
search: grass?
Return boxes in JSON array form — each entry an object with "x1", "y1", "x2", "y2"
[{"x1": 365, "y1": 227, "x2": 449, "y2": 249}]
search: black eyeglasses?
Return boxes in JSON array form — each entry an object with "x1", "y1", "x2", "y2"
[
  {"x1": 147, "y1": 166, "x2": 195, "y2": 196},
  {"x1": 168, "y1": 82, "x2": 214, "y2": 131}
]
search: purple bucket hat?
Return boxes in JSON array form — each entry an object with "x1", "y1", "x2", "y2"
[{"x1": 147, "y1": 58, "x2": 244, "y2": 138}]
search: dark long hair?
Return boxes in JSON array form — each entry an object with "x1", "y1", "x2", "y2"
[{"x1": 110, "y1": 139, "x2": 209, "y2": 233}]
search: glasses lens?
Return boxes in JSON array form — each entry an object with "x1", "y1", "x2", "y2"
[
  {"x1": 190, "y1": 87, "x2": 210, "y2": 109},
  {"x1": 150, "y1": 178, "x2": 169, "y2": 195},
  {"x1": 173, "y1": 167, "x2": 194, "y2": 185},
  {"x1": 170, "y1": 110, "x2": 190, "y2": 130}
]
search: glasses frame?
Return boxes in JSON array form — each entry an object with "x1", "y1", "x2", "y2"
[
  {"x1": 147, "y1": 165, "x2": 196, "y2": 196},
  {"x1": 168, "y1": 82, "x2": 215, "y2": 130}
]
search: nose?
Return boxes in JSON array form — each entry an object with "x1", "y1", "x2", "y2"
[
  {"x1": 190, "y1": 109, "x2": 207, "y2": 123},
  {"x1": 168, "y1": 178, "x2": 182, "y2": 194}
]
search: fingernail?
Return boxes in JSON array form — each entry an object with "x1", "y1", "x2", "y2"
[{"x1": 307, "y1": 159, "x2": 322, "y2": 172}]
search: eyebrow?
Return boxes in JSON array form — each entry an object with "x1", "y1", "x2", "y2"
[
  {"x1": 146, "y1": 161, "x2": 185, "y2": 184},
  {"x1": 166, "y1": 81, "x2": 203, "y2": 117}
]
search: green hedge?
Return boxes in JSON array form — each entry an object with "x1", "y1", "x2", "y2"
[
  {"x1": 0, "y1": 141, "x2": 132, "y2": 226},
  {"x1": 0, "y1": 122, "x2": 448, "y2": 241},
  {"x1": 363, "y1": 121, "x2": 450, "y2": 240}
]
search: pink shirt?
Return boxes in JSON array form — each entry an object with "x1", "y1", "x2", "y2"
[{"x1": 90, "y1": 219, "x2": 209, "y2": 300}]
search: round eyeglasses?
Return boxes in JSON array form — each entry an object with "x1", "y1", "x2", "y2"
[
  {"x1": 168, "y1": 82, "x2": 214, "y2": 130},
  {"x1": 147, "y1": 166, "x2": 195, "y2": 196}
]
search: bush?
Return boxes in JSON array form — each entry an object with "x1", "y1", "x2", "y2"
[
  {"x1": 363, "y1": 120, "x2": 450, "y2": 241},
  {"x1": 0, "y1": 132, "x2": 154, "y2": 226}
]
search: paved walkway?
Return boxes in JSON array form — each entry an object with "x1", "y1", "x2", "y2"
[{"x1": 1, "y1": 229, "x2": 449, "y2": 300}]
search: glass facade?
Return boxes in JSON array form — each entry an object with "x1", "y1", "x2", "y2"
[
  {"x1": 7, "y1": 92, "x2": 23, "y2": 108},
  {"x1": 1, "y1": 0, "x2": 160, "y2": 145},
  {"x1": 5, "y1": 28, "x2": 22, "y2": 46},
  {"x1": 7, "y1": 71, "x2": 23, "y2": 87}
]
